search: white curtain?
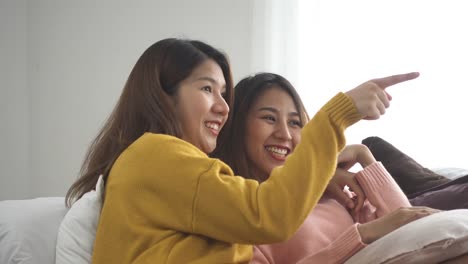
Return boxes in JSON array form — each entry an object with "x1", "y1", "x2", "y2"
[
  {"x1": 253, "y1": 0, "x2": 468, "y2": 168},
  {"x1": 251, "y1": 0, "x2": 299, "y2": 83}
]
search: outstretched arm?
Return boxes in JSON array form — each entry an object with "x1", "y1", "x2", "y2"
[{"x1": 324, "y1": 72, "x2": 420, "y2": 213}]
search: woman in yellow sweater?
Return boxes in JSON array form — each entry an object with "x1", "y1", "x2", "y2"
[{"x1": 65, "y1": 38, "x2": 419, "y2": 263}]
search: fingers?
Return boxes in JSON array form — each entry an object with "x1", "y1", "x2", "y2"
[
  {"x1": 363, "y1": 100, "x2": 387, "y2": 120},
  {"x1": 337, "y1": 144, "x2": 376, "y2": 169},
  {"x1": 345, "y1": 72, "x2": 418, "y2": 121},
  {"x1": 376, "y1": 101, "x2": 386, "y2": 116},
  {"x1": 370, "y1": 72, "x2": 420, "y2": 89},
  {"x1": 384, "y1": 90, "x2": 392, "y2": 101},
  {"x1": 327, "y1": 182, "x2": 356, "y2": 209},
  {"x1": 376, "y1": 89, "x2": 390, "y2": 108},
  {"x1": 367, "y1": 85, "x2": 389, "y2": 119},
  {"x1": 336, "y1": 168, "x2": 365, "y2": 211},
  {"x1": 402, "y1": 206, "x2": 441, "y2": 214},
  {"x1": 393, "y1": 206, "x2": 442, "y2": 226},
  {"x1": 344, "y1": 176, "x2": 365, "y2": 215},
  {"x1": 408, "y1": 206, "x2": 441, "y2": 220}
]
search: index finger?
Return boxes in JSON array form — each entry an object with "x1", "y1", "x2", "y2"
[
  {"x1": 371, "y1": 72, "x2": 420, "y2": 89},
  {"x1": 346, "y1": 179, "x2": 365, "y2": 213}
]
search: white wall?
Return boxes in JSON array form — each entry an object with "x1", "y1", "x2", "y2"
[
  {"x1": 0, "y1": 0, "x2": 29, "y2": 200},
  {"x1": 1, "y1": 0, "x2": 255, "y2": 200}
]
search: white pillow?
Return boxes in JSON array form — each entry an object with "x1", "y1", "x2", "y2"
[
  {"x1": 0, "y1": 197, "x2": 68, "y2": 264},
  {"x1": 55, "y1": 175, "x2": 104, "y2": 264},
  {"x1": 345, "y1": 209, "x2": 468, "y2": 264}
]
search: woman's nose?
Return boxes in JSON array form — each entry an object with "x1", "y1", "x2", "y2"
[
  {"x1": 274, "y1": 121, "x2": 292, "y2": 141},
  {"x1": 213, "y1": 93, "x2": 229, "y2": 117}
]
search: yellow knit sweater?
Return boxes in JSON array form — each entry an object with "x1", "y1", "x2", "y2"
[{"x1": 91, "y1": 93, "x2": 361, "y2": 264}]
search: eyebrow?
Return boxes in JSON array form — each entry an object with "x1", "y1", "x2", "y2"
[
  {"x1": 258, "y1": 107, "x2": 300, "y2": 117},
  {"x1": 194, "y1": 77, "x2": 226, "y2": 88}
]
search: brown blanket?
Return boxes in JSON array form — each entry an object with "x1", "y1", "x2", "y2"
[{"x1": 362, "y1": 136, "x2": 468, "y2": 210}]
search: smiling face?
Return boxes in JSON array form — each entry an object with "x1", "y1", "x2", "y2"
[
  {"x1": 173, "y1": 59, "x2": 229, "y2": 154},
  {"x1": 245, "y1": 87, "x2": 302, "y2": 181}
]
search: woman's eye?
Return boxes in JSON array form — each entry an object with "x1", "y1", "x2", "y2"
[
  {"x1": 261, "y1": 116, "x2": 276, "y2": 122},
  {"x1": 201, "y1": 86, "x2": 212, "y2": 93},
  {"x1": 289, "y1": 120, "x2": 303, "y2": 128}
]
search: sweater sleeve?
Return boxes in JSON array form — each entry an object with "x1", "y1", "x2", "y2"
[
  {"x1": 294, "y1": 224, "x2": 366, "y2": 264},
  {"x1": 192, "y1": 93, "x2": 362, "y2": 244},
  {"x1": 356, "y1": 162, "x2": 411, "y2": 219},
  {"x1": 295, "y1": 163, "x2": 411, "y2": 264}
]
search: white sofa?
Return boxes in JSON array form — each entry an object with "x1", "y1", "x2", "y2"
[
  {"x1": 0, "y1": 176, "x2": 103, "y2": 264},
  {"x1": 0, "y1": 197, "x2": 67, "y2": 264},
  {"x1": 1, "y1": 169, "x2": 468, "y2": 264}
]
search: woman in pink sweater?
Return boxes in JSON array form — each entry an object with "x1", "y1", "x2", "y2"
[{"x1": 212, "y1": 72, "x2": 468, "y2": 263}]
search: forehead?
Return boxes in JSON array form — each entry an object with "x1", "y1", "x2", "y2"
[
  {"x1": 251, "y1": 86, "x2": 297, "y2": 111},
  {"x1": 186, "y1": 59, "x2": 226, "y2": 87}
]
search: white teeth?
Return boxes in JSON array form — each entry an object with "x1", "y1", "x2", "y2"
[
  {"x1": 205, "y1": 122, "x2": 219, "y2": 130},
  {"x1": 265, "y1": 146, "x2": 288, "y2": 156}
]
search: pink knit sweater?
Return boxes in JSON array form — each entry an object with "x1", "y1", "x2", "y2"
[{"x1": 251, "y1": 162, "x2": 411, "y2": 264}]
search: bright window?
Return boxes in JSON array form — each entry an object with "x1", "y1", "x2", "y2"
[{"x1": 294, "y1": 0, "x2": 468, "y2": 168}]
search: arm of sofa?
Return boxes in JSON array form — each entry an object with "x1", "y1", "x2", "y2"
[{"x1": 0, "y1": 197, "x2": 68, "y2": 264}]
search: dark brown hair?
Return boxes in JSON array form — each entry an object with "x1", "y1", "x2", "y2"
[
  {"x1": 212, "y1": 73, "x2": 308, "y2": 181},
  {"x1": 66, "y1": 38, "x2": 233, "y2": 206}
]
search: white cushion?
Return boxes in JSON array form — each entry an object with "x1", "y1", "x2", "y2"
[
  {"x1": 0, "y1": 197, "x2": 68, "y2": 264},
  {"x1": 55, "y1": 175, "x2": 104, "y2": 264},
  {"x1": 432, "y1": 167, "x2": 468, "y2": 180},
  {"x1": 345, "y1": 209, "x2": 468, "y2": 264}
]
